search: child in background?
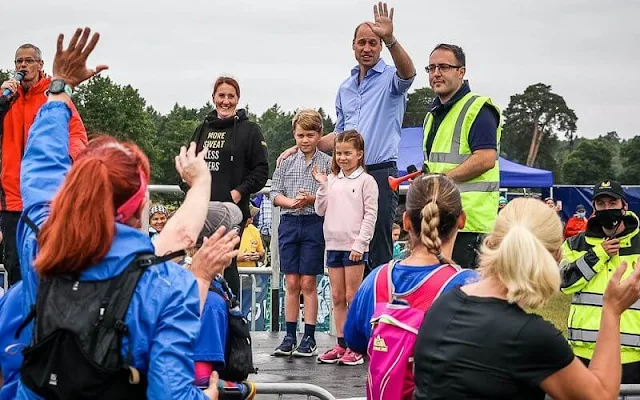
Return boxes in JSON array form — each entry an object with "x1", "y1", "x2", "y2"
[
  {"x1": 237, "y1": 204, "x2": 265, "y2": 267},
  {"x1": 392, "y1": 223, "x2": 407, "y2": 260},
  {"x1": 270, "y1": 109, "x2": 332, "y2": 357},
  {"x1": 498, "y1": 196, "x2": 507, "y2": 213},
  {"x1": 314, "y1": 130, "x2": 378, "y2": 366}
]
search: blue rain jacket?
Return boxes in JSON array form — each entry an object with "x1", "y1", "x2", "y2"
[{"x1": 15, "y1": 101, "x2": 209, "y2": 399}]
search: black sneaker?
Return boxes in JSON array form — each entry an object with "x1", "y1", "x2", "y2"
[
  {"x1": 292, "y1": 336, "x2": 317, "y2": 357},
  {"x1": 272, "y1": 335, "x2": 297, "y2": 356}
]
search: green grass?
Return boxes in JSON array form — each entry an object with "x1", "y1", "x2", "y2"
[{"x1": 528, "y1": 293, "x2": 572, "y2": 335}]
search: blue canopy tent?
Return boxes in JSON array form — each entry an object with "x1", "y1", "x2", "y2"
[{"x1": 397, "y1": 127, "x2": 553, "y2": 188}]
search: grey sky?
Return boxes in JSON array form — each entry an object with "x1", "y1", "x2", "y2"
[{"x1": 2, "y1": 0, "x2": 638, "y2": 139}]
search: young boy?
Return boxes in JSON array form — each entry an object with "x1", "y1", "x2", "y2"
[{"x1": 270, "y1": 109, "x2": 331, "y2": 357}]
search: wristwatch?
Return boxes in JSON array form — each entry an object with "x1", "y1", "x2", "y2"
[{"x1": 48, "y1": 79, "x2": 73, "y2": 97}]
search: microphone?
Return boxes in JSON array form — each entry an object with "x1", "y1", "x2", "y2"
[{"x1": 2, "y1": 71, "x2": 26, "y2": 98}]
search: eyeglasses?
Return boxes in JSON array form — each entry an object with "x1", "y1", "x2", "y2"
[
  {"x1": 425, "y1": 64, "x2": 463, "y2": 74},
  {"x1": 14, "y1": 58, "x2": 40, "y2": 65}
]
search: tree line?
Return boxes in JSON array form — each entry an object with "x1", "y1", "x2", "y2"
[{"x1": 2, "y1": 70, "x2": 638, "y2": 187}]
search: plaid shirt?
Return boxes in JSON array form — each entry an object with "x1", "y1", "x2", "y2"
[
  {"x1": 270, "y1": 149, "x2": 332, "y2": 215},
  {"x1": 258, "y1": 196, "x2": 272, "y2": 236}
]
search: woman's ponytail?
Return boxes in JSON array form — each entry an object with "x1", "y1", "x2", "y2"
[
  {"x1": 478, "y1": 197, "x2": 563, "y2": 309},
  {"x1": 34, "y1": 135, "x2": 150, "y2": 277}
]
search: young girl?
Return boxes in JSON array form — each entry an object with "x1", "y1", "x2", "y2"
[{"x1": 312, "y1": 130, "x2": 379, "y2": 366}]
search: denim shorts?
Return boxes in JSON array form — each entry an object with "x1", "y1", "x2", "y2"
[
  {"x1": 326, "y1": 250, "x2": 369, "y2": 268},
  {"x1": 278, "y1": 214, "x2": 325, "y2": 276}
]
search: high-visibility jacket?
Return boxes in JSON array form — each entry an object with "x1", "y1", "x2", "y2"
[
  {"x1": 0, "y1": 73, "x2": 87, "y2": 212},
  {"x1": 561, "y1": 211, "x2": 640, "y2": 363},
  {"x1": 423, "y1": 92, "x2": 502, "y2": 233}
]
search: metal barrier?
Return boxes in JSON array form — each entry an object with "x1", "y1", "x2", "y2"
[
  {"x1": 253, "y1": 382, "x2": 336, "y2": 400},
  {"x1": 0, "y1": 264, "x2": 7, "y2": 296},
  {"x1": 238, "y1": 267, "x2": 272, "y2": 331}
]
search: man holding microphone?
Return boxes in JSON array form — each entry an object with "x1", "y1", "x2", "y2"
[{"x1": 0, "y1": 44, "x2": 87, "y2": 286}]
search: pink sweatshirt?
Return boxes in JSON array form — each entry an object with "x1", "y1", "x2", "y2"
[{"x1": 315, "y1": 167, "x2": 379, "y2": 254}]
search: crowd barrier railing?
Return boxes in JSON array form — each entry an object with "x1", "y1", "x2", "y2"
[
  {"x1": 252, "y1": 382, "x2": 336, "y2": 400},
  {"x1": 238, "y1": 267, "x2": 272, "y2": 331},
  {"x1": 0, "y1": 264, "x2": 7, "y2": 296}
]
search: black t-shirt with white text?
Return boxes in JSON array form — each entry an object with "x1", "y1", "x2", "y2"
[{"x1": 413, "y1": 287, "x2": 574, "y2": 400}]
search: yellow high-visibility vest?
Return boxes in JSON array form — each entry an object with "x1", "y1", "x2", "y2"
[{"x1": 423, "y1": 92, "x2": 502, "y2": 233}]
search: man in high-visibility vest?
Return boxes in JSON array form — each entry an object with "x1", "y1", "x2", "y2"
[
  {"x1": 422, "y1": 44, "x2": 502, "y2": 268},
  {"x1": 561, "y1": 180, "x2": 640, "y2": 383}
]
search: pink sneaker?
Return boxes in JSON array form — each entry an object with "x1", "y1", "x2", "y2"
[
  {"x1": 338, "y1": 348, "x2": 364, "y2": 366},
  {"x1": 317, "y1": 344, "x2": 346, "y2": 364}
]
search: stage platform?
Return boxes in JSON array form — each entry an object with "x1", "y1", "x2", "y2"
[{"x1": 250, "y1": 332, "x2": 367, "y2": 399}]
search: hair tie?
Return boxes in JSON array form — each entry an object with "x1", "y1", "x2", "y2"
[{"x1": 436, "y1": 253, "x2": 446, "y2": 264}]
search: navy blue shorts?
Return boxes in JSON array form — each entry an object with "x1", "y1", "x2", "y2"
[
  {"x1": 278, "y1": 214, "x2": 325, "y2": 276},
  {"x1": 326, "y1": 250, "x2": 369, "y2": 268}
]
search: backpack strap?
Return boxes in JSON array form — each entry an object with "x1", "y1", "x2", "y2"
[
  {"x1": 21, "y1": 215, "x2": 40, "y2": 235},
  {"x1": 88, "y1": 253, "x2": 171, "y2": 363},
  {"x1": 404, "y1": 264, "x2": 463, "y2": 311},
  {"x1": 374, "y1": 260, "x2": 399, "y2": 304},
  {"x1": 153, "y1": 249, "x2": 186, "y2": 264}
]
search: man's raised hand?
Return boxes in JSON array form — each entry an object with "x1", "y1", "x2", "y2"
[
  {"x1": 366, "y1": 2, "x2": 395, "y2": 44},
  {"x1": 53, "y1": 27, "x2": 108, "y2": 88}
]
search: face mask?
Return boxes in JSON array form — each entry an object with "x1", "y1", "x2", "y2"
[
  {"x1": 576, "y1": 212, "x2": 586, "y2": 219},
  {"x1": 595, "y1": 208, "x2": 624, "y2": 230}
]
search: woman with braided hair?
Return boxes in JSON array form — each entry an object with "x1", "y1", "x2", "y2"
[
  {"x1": 343, "y1": 174, "x2": 479, "y2": 356},
  {"x1": 413, "y1": 197, "x2": 640, "y2": 400}
]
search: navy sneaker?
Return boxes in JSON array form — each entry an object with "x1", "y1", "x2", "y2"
[
  {"x1": 273, "y1": 335, "x2": 297, "y2": 356},
  {"x1": 292, "y1": 336, "x2": 317, "y2": 357}
]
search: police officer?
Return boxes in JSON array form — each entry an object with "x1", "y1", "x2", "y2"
[{"x1": 561, "y1": 180, "x2": 640, "y2": 383}]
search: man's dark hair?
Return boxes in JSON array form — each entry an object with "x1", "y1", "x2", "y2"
[
  {"x1": 16, "y1": 43, "x2": 43, "y2": 60},
  {"x1": 431, "y1": 44, "x2": 465, "y2": 66}
]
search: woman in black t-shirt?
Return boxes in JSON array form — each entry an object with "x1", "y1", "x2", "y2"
[{"x1": 414, "y1": 197, "x2": 640, "y2": 400}]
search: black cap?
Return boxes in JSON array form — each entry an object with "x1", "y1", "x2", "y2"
[
  {"x1": 576, "y1": 204, "x2": 585, "y2": 211},
  {"x1": 592, "y1": 180, "x2": 625, "y2": 201}
]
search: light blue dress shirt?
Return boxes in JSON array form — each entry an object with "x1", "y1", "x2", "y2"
[{"x1": 335, "y1": 58, "x2": 415, "y2": 165}]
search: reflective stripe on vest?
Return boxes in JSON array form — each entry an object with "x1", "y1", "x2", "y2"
[
  {"x1": 573, "y1": 292, "x2": 640, "y2": 311},
  {"x1": 428, "y1": 95, "x2": 478, "y2": 164},
  {"x1": 457, "y1": 181, "x2": 500, "y2": 193},
  {"x1": 568, "y1": 328, "x2": 640, "y2": 348},
  {"x1": 576, "y1": 257, "x2": 596, "y2": 280}
]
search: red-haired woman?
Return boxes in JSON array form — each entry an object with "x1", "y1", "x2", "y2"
[
  {"x1": 185, "y1": 76, "x2": 269, "y2": 295},
  {"x1": 14, "y1": 28, "x2": 235, "y2": 400}
]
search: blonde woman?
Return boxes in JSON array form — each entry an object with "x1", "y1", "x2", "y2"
[{"x1": 413, "y1": 197, "x2": 640, "y2": 400}]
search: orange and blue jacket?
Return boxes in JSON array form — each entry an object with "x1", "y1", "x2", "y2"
[{"x1": 0, "y1": 74, "x2": 87, "y2": 212}]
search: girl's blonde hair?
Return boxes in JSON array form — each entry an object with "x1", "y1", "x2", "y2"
[
  {"x1": 405, "y1": 174, "x2": 462, "y2": 264},
  {"x1": 478, "y1": 197, "x2": 563, "y2": 309}
]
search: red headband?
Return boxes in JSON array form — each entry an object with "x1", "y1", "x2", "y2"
[{"x1": 115, "y1": 169, "x2": 148, "y2": 224}]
